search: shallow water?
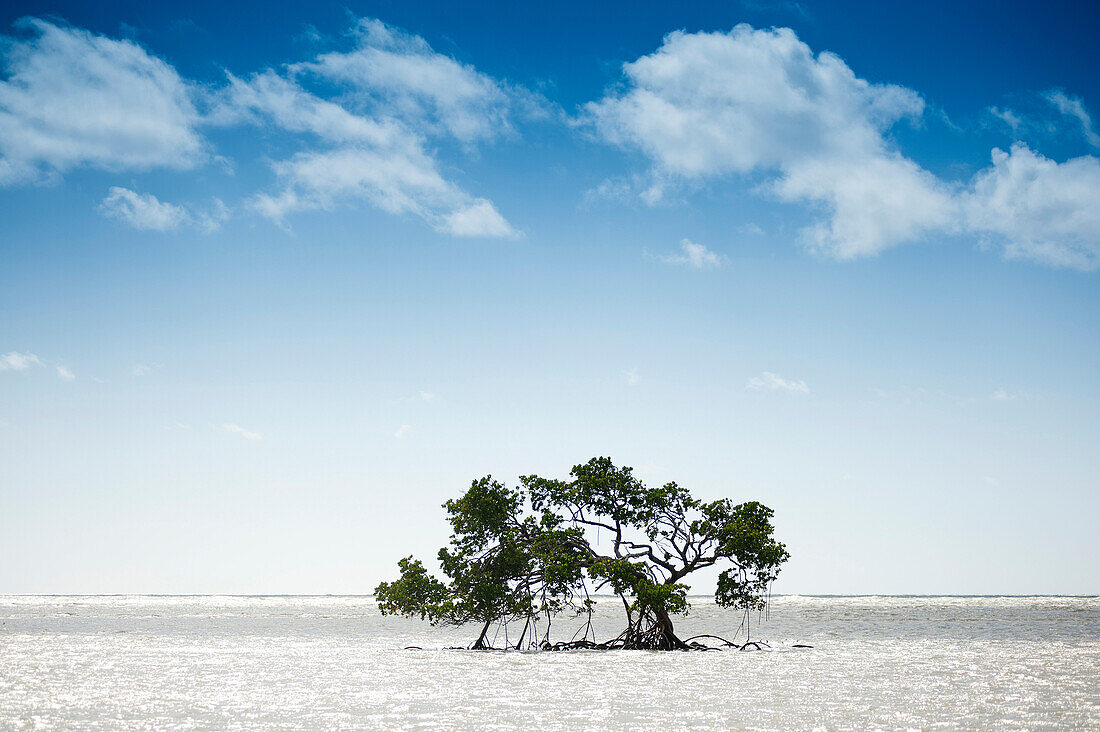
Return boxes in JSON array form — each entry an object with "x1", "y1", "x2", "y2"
[{"x1": 1, "y1": 595, "x2": 1097, "y2": 729}]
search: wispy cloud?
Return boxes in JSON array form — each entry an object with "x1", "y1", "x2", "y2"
[
  {"x1": 222, "y1": 423, "x2": 262, "y2": 440},
  {"x1": 100, "y1": 187, "x2": 188, "y2": 231},
  {"x1": 292, "y1": 18, "x2": 534, "y2": 145},
  {"x1": 394, "y1": 424, "x2": 412, "y2": 438},
  {"x1": 215, "y1": 18, "x2": 525, "y2": 237},
  {"x1": 623, "y1": 368, "x2": 640, "y2": 386},
  {"x1": 100, "y1": 187, "x2": 229, "y2": 232},
  {"x1": 988, "y1": 106, "x2": 1024, "y2": 134},
  {"x1": 991, "y1": 388, "x2": 1014, "y2": 401},
  {"x1": 0, "y1": 352, "x2": 43, "y2": 371},
  {"x1": 1, "y1": 17, "x2": 523, "y2": 238},
  {"x1": 55, "y1": 365, "x2": 75, "y2": 380},
  {"x1": 653, "y1": 238, "x2": 725, "y2": 269},
  {"x1": 0, "y1": 19, "x2": 205, "y2": 185},
  {"x1": 1046, "y1": 90, "x2": 1100, "y2": 149},
  {"x1": 740, "y1": 0, "x2": 812, "y2": 19},
  {"x1": 418, "y1": 391, "x2": 436, "y2": 402},
  {"x1": 747, "y1": 371, "x2": 810, "y2": 394}
]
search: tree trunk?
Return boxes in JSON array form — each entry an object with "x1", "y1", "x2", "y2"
[
  {"x1": 655, "y1": 609, "x2": 687, "y2": 650},
  {"x1": 471, "y1": 619, "x2": 492, "y2": 649}
]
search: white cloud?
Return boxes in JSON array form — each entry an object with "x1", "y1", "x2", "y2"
[
  {"x1": 133, "y1": 363, "x2": 151, "y2": 376},
  {"x1": 992, "y1": 388, "x2": 1014, "y2": 401},
  {"x1": 586, "y1": 24, "x2": 955, "y2": 258},
  {"x1": 194, "y1": 198, "x2": 230, "y2": 233},
  {"x1": 394, "y1": 424, "x2": 412, "y2": 438},
  {"x1": 227, "y1": 79, "x2": 517, "y2": 235},
  {"x1": 623, "y1": 368, "x2": 640, "y2": 386},
  {"x1": 442, "y1": 199, "x2": 519, "y2": 238},
  {"x1": 419, "y1": 391, "x2": 436, "y2": 402},
  {"x1": 217, "y1": 21, "x2": 521, "y2": 237},
  {"x1": 99, "y1": 187, "x2": 229, "y2": 232},
  {"x1": 655, "y1": 238, "x2": 725, "y2": 269},
  {"x1": 0, "y1": 351, "x2": 42, "y2": 371},
  {"x1": 587, "y1": 25, "x2": 1100, "y2": 269},
  {"x1": 773, "y1": 153, "x2": 955, "y2": 259},
  {"x1": 1046, "y1": 90, "x2": 1100, "y2": 149},
  {"x1": 747, "y1": 371, "x2": 809, "y2": 394},
  {"x1": 55, "y1": 365, "x2": 75, "y2": 380},
  {"x1": 222, "y1": 423, "x2": 262, "y2": 440},
  {"x1": 214, "y1": 70, "x2": 402, "y2": 147},
  {"x1": 0, "y1": 19, "x2": 204, "y2": 185},
  {"x1": 100, "y1": 187, "x2": 189, "y2": 231},
  {"x1": 250, "y1": 145, "x2": 515, "y2": 236},
  {"x1": 292, "y1": 18, "x2": 523, "y2": 144},
  {"x1": 983, "y1": 476, "x2": 1000, "y2": 486},
  {"x1": 963, "y1": 143, "x2": 1100, "y2": 271},
  {"x1": 988, "y1": 106, "x2": 1024, "y2": 134}
]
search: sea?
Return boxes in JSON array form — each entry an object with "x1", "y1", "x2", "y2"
[{"x1": 1, "y1": 595, "x2": 1097, "y2": 729}]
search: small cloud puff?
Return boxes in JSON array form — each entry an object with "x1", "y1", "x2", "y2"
[
  {"x1": 747, "y1": 371, "x2": 809, "y2": 394},
  {"x1": 1, "y1": 352, "x2": 43, "y2": 371},
  {"x1": 222, "y1": 423, "x2": 262, "y2": 440},
  {"x1": 654, "y1": 239, "x2": 726, "y2": 269},
  {"x1": 100, "y1": 187, "x2": 229, "y2": 232}
]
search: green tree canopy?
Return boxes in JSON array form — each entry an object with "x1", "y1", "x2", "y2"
[{"x1": 375, "y1": 458, "x2": 789, "y2": 650}]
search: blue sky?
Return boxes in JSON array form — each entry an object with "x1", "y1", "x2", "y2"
[{"x1": 1, "y1": 0, "x2": 1098, "y2": 594}]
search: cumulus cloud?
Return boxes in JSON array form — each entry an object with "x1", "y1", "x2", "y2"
[
  {"x1": 747, "y1": 371, "x2": 810, "y2": 394},
  {"x1": 222, "y1": 423, "x2": 262, "y2": 440},
  {"x1": 1, "y1": 351, "x2": 42, "y2": 370},
  {"x1": 654, "y1": 238, "x2": 725, "y2": 269},
  {"x1": 587, "y1": 24, "x2": 1100, "y2": 269},
  {"x1": 0, "y1": 19, "x2": 205, "y2": 185},
  {"x1": 963, "y1": 143, "x2": 1100, "y2": 270},
  {"x1": 586, "y1": 24, "x2": 955, "y2": 258}
]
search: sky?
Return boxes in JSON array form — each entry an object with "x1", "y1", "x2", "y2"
[{"x1": 1, "y1": 0, "x2": 1098, "y2": 595}]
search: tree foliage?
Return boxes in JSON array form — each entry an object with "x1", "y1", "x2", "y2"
[{"x1": 375, "y1": 458, "x2": 789, "y2": 650}]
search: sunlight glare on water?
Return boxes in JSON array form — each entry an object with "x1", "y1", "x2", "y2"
[{"x1": 1, "y1": 595, "x2": 1097, "y2": 729}]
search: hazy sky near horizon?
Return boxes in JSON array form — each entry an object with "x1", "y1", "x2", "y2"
[{"x1": 1, "y1": 0, "x2": 1098, "y2": 595}]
